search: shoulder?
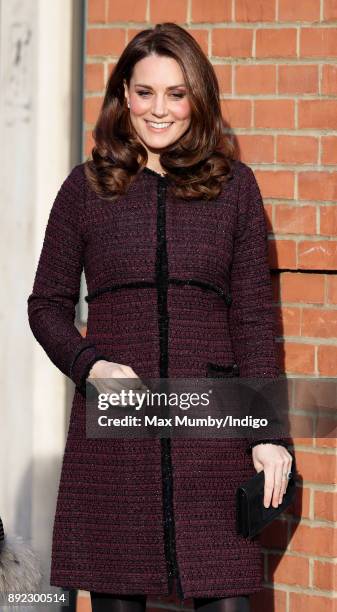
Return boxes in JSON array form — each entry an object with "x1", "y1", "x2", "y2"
[
  {"x1": 226, "y1": 160, "x2": 262, "y2": 207},
  {"x1": 57, "y1": 163, "x2": 88, "y2": 206},
  {"x1": 228, "y1": 159, "x2": 256, "y2": 186},
  {"x1": 63, "y1": 162, "x2": 87, "y2": 189},
  {"x1": 50, "y1": 163, "x2": 88, "y2": 223}
]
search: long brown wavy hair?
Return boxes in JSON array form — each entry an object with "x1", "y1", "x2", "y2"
[{"x1": 84, "y1": 22, "x2": 235, "y2": 201}]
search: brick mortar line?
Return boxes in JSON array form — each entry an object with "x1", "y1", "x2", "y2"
[
  {"x1": 220, "y1": 93, "x2": 337, "y2": 99},
  {"x1": 296, "y1": 26, "x2": 300, "y2": 58},
  {"x1": 277, "y1": 335, "x2": 337, "y2": 343},
  {"x1": 288, "y1": 442, "x2": 337, "y2": 456},
  {"x1": 318, "y1": 134, "x2": 323, "y2": 166},
  {"x1": 318, "y1": 62, "x2": 323, "y2": 95},
  {"x1": 308, "y1": 557, "x2": 315, "y2": 589},
  {"x1": 265, "y1": 199, "x2": 336, "y2": 203},
  {"x1": 85, "y1": 91, "x2": 337, "y2": 99},
  {"x1": 268, "y1": 232, "x2": 337, "y2": 237},
  {"x1": 294, "y1": 168, "x2": 299, "y2": 200},
  {"x1": 213, "y1": 59, "x2": 337, "y2": 64},
  {"x1": 277, "y1": 303, "x2": 337, "y2": 309},
  {"x1": 274, "y1": 370, "x2": 337, "y2": 380},
  {"x1": 230, "y1": 129, "x2": 337, "y2": 135},
  {"x1": 314, "y1": 346, "x2": 318, "y2": 375},
  {"x1": 299, "y1": 482, "x2": 337, "y2": 492},
  {"x1": 249, "y1": 163, "x2": 337, "y2": 170},
  {"x1": 263, "y1": 202, "x2": 336, "y2": 207},
  {"x1": 273, "y1": 439, "x2": 336, "y2": 454},
  {"x1": 320, "y1": 0, "x2": 324, "y2": 22},
  {"x1": 85, "y1": 58, "x2": 337, "y2": 65},
  {"x1": 262, "y1": 583, "x2": 337, "y2": 598},
  {"x1": 187, "y1": 0, "x2": 191, "y2": 22},
  {"x1": 224, "y1": 128, "x2": 337, "y2": 135},
  {"x1": 252, "y1": 28, "x2": 256, "y2": 58},
  {"x1": 310, "y1": 486, "x2": 315, "y2": 523},
  {"x1": 85, "y1": 55, "x2": 337, "y2": 65},
  {"x1": 293, "y1": 476, "x2": 335, "y2": 486},
  {"x1": 86, "y1": 23, "x2": 337, "y2": 29},
  {"x1": 264, "y1": 550, "x2": 337, "y2": 562}
]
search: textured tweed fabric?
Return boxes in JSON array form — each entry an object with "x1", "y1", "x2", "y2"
[{"x1": 27, "y1": 160, "x2": 286, "y2": 601}]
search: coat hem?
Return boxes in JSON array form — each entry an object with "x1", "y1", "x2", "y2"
[
  {"x1": 49, "y1": 577, "x2": 264, "y2": 601},
  {"x1": 49, "y1": 577, "x2": 170, "y2": 597}
]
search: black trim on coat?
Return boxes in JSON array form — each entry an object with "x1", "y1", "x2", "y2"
[
  {"x1": 85, "y1": 279, "x2": 232, "y2": 306},
  {"x1": 155, "y1": 175, "x2": 185, "y2": 602}
]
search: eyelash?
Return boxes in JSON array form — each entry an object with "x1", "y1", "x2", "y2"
[{"x1": 137, "y1": 91, "x2": 185, "y2": 99}]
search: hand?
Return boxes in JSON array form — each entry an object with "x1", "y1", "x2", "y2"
[
  {"x1": 252, "y1": 444, "x2": 293, "y2": 508},
  {"x1": 87, "y1": 360, "x2": 148, "y2": 404}
]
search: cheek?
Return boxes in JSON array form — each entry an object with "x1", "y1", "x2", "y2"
[
  {"x1": 130, "y1": 95, "x2": 148, "y2": 116},
  {"x1": 172, "y1": 100, "x2": 191, "y2": 121}
]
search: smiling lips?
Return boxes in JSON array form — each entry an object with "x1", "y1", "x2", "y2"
[{"x1": 145, "y1": 120, "x2": 173, "y2": 130}]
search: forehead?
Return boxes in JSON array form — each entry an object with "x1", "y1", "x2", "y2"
[{"x1": 131, "y1": 55, "x2": 186, "y2": 88}]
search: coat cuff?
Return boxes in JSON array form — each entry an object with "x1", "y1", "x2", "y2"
[
  {"x1": 245, "y1": 438, "x2": 290, "y2": 455},
  {"x1": 69, "y1": 343, "x2": 111, "y2": 393}
]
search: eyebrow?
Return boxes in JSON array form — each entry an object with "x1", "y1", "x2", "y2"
[{"x1": 134, "y1": 83, "x2": 186, "y2": 90}]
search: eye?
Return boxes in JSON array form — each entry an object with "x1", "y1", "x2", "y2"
[{"x1": 136, "y1": 90, "x2": 186, "y2": 99}]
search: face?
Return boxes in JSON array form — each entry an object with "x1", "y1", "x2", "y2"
[{"x1": 123, "y1": 54, "x2": 192, "y2": 155}]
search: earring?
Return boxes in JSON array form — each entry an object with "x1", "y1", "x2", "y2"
[{"x1": 127, "y1": 101, "x2": 130, "y2": 109}]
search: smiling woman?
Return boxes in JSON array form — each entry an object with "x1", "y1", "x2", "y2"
[
  {"x1": 27, "y1": 20, "x2": 293, "y2": 612},
  {"x1": 122, "y1": 54, "x2": 192, "y2": 171},
  {"x1": 83, "y1": 22, "x2": 235, "y2": 201}
]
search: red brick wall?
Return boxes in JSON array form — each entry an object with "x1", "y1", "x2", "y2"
[{"x1": 81, "y1": 2, "x2": 337, "y2": 611}]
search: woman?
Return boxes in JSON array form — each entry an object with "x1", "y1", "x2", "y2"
[{"x1": 27, "y1": 22, "x2": 293, "y2": 612}]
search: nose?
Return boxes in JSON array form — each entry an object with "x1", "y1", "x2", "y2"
[{"x1": 151, "y1": 94, "x2": 168, "y2": 118}]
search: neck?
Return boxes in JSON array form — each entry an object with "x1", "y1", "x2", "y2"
[{"x1": 144, "y1": 151, "x2": 165, "y2": 175}]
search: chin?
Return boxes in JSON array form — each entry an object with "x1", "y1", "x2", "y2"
[{"x1": 142, "y1": 131, "x2": 183, "y2": 148}]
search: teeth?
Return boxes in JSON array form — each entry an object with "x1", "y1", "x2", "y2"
[{"x1": 147, "y1": 121, "x2": 172, "y2": 128}]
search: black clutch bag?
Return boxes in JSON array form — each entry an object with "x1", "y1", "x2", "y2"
[{"x1": 236, "y1": 453, "x2": 297, "y2": 539}]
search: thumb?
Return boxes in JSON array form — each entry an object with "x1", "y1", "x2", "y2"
[{"x1": 252, "y1": 455, "x2": 264, "y2": 472}]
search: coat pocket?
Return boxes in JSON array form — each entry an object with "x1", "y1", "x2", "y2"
[{"x1": 206, "y1": 362, "x2": 240, "y2": 378}]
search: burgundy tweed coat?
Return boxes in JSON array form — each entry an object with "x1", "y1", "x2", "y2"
[{"x1": 27, "y1": 159, "x2": 285, "y2": 602}]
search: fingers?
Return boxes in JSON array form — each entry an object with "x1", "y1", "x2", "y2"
[
  {"x1": 264, "y1": 452, "x2": 293, "y2": 508},
  {"x1": 272, "y1": 461, "x2": 284, "y2": 508},
  {"x1": 263, "y1": 466, "x2": 276, "y2": 508},
  {"x1": 90, "y1": 376, "x2": 149, "y2": 407},
  {"x1": 89, "y1": 362, "x2": 147, "y2": 393},
  {"x1": 279, "y1": 454, "x2": 293, "y2": 503}
]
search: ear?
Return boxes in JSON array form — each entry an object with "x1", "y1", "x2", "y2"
[{"x1": 123, "y1": 79, "x2": 129, "y2": 104}]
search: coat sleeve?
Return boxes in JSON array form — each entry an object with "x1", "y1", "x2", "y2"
[
  {"x1": 27, "y1": 164, "x2": 109, "y2": 395},
  {"x1": 228, "y1": 163, "x2": 289, "y2": 454}
]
